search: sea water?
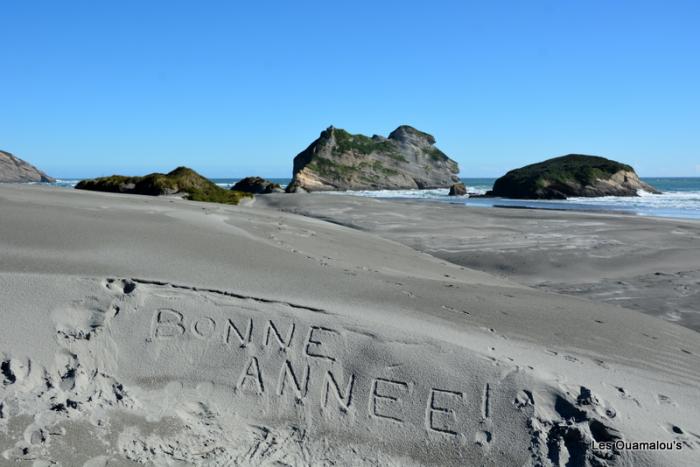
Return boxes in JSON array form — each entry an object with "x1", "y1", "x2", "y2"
[
  {"x1": 321, "y1": 177, "x2": 700, "y2": 220},
  {"x1": 48, "y1": 177, "x2": 700, "y2": 220}
]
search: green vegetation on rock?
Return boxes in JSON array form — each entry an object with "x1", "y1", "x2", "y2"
[
  {"x1": 307, "y1": 158, "x2": 359, "y2": 179},
  {"x1": 331, "y1": 129, "x2": 404, "y2": 160},
  {"x1": 426, "y1": 147, "x2": 449, "y2": 162},
  {"x1": 489, "y1": 154, "x2": 655, "y2": 199},
  {"x1": 75, "y1": 167, "x2": 252, "y2": 205},
  {"x1": 307, "y1": 156, "x2": 400, "y2": 181},
  {"x1": 288, "y1": 125, "x2": 460, "y2": 192},
  {"x1": 371, "y1": 160, "x2": 399, "y2": 176}
]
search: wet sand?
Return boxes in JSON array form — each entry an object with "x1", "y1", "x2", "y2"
[{"x1": 258, "y1": 194, "x2": 700, "y2": 332}]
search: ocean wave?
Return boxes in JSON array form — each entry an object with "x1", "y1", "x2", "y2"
[
  {"x1": 565, "y1": 191, "x2": 700, "y2": 211},
  {"x1": 328, "y1": 184, "x2": 491, "y2": 199},
  {"x1": 53, "y1": 179, "x2": 82, "y2": 188},
  {"x1": 335, "y1": 187, "x2": 700, "y2": 220}
]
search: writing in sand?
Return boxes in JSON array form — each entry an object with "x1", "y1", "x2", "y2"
[{"x1": 148, "y1": 306, "x2": 484, "y2": 438}]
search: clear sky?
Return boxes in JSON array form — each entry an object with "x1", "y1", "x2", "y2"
[{"x1": 2, "y1": 1, "x2": 699, "y2": 178}]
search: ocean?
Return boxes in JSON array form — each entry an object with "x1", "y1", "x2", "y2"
[{"x1": 47, "y1": 177, "x2": 700, "y2": 220}]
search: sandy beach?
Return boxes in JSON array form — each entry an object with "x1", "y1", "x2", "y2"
[
  {"x1": 1, "y1": 184, "x2": 699, "y2": 466},
  {"x1": 259, "y1": 194, "x2": 700, "y2": 332}
]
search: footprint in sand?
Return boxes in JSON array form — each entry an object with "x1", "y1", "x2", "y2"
[{"x1": 656, "y1": 394, "x2": 678, "y2": 407}]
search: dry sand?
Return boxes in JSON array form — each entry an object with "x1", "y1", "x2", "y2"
[{"x1": 1, "y1": 184, "x2": 699, "y2": 466}]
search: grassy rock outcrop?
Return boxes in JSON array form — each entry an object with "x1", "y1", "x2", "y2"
[
  {"x1": 231, "y1": 176, "x2": 283, "y2": 194},
  {"x1": 488, "y1": 154, "x2": 660, "y2": 199},
  {"x1": 76, "y1": 167, "x2": 252, "y2": 205},
  {"x1": 287, "y1": 126, "x2": 459, "y2": 192}
]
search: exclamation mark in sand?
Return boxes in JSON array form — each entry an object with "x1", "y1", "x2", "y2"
[
  {"x1": 476, "y1": 383, "x2": 493, "y2": 447},
  {"x1": 482, "y1": 383, "x2": 491, "y2": 419}
]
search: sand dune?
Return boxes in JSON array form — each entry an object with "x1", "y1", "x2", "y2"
[{"x1": 1, "y1": 185, "x2": 699, "y2": 466}]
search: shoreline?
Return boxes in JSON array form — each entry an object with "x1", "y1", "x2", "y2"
[
  {"x1": 23, "y1": 177, "x2": 700, "y2": 221},
  {"x1": 257, "y1": 192, "x2": 700, "y2": 332}
]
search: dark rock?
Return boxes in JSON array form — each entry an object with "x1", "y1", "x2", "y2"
[
  {"x1": 488, "y1": 154, "x2": 660, "y2": 199},
  {"x1": 231, "y1": 176, "x2": 283, "y2": 194},
  {"x1": 448, "y1": 182, "x2": 467, "y2": 196},
  {"x1": 285, "y1": 181, "x2": 309, "y2": 194},
  {"x1": 0, "y1": 150, "x2": 55, "y2": 183},
  {"x1": 288, "y1": 125, "x2": 460, "y2": 192},
  {"x1": 75, "y1": 167, "x2": 252, "y2": 205}
]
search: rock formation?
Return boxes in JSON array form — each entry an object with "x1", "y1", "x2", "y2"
[
  {"x1": 448, "y1": 182, "x2": 467, "y2": 196},
  {"x1": 488, "y1": 154, "x2": 660, "y2": 199},
  {"x1": 231, "y1": 176, "x2": 283, "y2": 194},
  {"x1": 287, "y1": 126, "x2": 459, "y2": 192},
  {"x1": 285, "y1": 181, "x2": 309, "y2": 194},
  {"x1": 0, "y1": 150, "x2": 55, "y2": 183},
  {"x1": 75, "y1": 167, "x2": 252, "y2": 205}
]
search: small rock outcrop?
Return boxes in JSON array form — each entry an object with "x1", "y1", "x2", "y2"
[
  {"x1": 285, "y1": 181, "x2": 309, "y2": 194},
  {"x1": 287, "y1": 125, "x2": 460, "y2": 192},
  {"x1": 75, "y1": 167, "x2": 252, "y2": 205},
  {"x1": 448, "y1": 182, "x2": 467, "y2": 196},
  {"x1": 0, "y1": 150, "x2": 55, "y2": 183},
  {"x1": 488, "y1": 154, "x2": 660, "y2": 199},
  {"x1": 231, "y1": 176, "x2": 283, "y2": 194}
]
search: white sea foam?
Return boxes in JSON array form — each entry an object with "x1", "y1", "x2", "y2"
[
  {"x1": 565, "y1": 191, "x2": 700, "y2": 212},
  {"x1": 333, "y1": 187, "x2": 700, "y2": 219}
]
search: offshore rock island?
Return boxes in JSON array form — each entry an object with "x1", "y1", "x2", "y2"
[
  {"x1": 488, "y1": 154, "x2": 660, "y2": 199},
  {"x1": 286, "y1": 125, "x2": 460, "y2": 192}
]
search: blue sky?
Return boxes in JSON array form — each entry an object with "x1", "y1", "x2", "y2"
[{"x1": 2, "y1": 1, "x2": 699, "y2": 178}]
